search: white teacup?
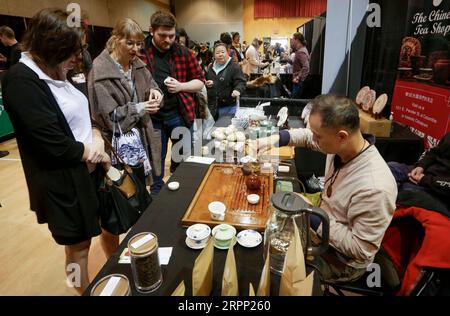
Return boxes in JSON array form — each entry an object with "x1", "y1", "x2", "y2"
[
  {"x1": 247, "y1": 194, "x2": 260, "y2": 205},
  {"x1": 186, "y1": 224, "x2": 211, "y2": 248},
  {"x1": 208, "y1": 201, "x2": 226, "y2": 221},
  {"x1": 164, "y1": 77, "x2": 173, "y2": 85}
]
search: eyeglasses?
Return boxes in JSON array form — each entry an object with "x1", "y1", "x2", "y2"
[{"x1": 125, "y1": 40, "x2": 144, "y2": 48}]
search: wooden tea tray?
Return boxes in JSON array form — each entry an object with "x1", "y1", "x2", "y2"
[{"x1": 181, "y1": 164, "x2": 273, "y2": 231}]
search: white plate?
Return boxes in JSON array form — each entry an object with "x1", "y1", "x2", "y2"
[
  {"x1": 237, "y1": 230, "x2": 262, "y2": 248},
  {"x1": 185, "y1": 237, "x2": 209, "y2": 250}
]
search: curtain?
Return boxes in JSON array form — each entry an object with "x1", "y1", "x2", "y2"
[{"x1": 254, "y1": 0, "x2": 327, "y2": 18}]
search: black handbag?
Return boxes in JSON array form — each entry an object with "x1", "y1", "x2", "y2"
[{"x1": 97, "y1": 141, "x2": 152, "y2": 235}]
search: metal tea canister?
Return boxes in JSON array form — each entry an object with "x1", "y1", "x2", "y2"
[{"x1": 90, "y1": 274, "x2": 131, "y2": 296}]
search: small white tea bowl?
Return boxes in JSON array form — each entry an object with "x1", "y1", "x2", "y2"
[
  {"x1": 168, "y1": 182, "x2": 180, "y2": 191},
  {"x1": 247, "y1": 194, "x2": 260, "y2": 205}
]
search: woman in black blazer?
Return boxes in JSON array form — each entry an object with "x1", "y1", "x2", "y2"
[
  {"x1": 205, "y1": 42, "x2": 246, "y2": 120},
  {"x1": 1, "y1": 9, "x2": 113, "y2": 294}
]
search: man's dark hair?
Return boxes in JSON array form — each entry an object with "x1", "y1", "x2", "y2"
[
  {"x1": 188, "y1": 40, "x2": 199, "y2": 51},
  {"x1": 150, "y1": 10, "x2": 177, "y2": 29},
  {"x1": 21, "y1": 8, "x2": 84, "y2": 68},
  {"x1": 213, "y1": 42, "x2": 228, "y2": 52},
  {"x1": 310, "y1": 94, "x2": 360, "y2": 132},
  {"x1": 220, "y1": 32, "x2": 232, "y2": 46},
  {"x1": 176, "y1": 27, "x2": 189, "y2": 45},
  {"x1": 293, "y1": 32, "x2": 307, "y2": 46},
  {"x1": 0, "y1": 26, "x2": 15, "y2": 39}
]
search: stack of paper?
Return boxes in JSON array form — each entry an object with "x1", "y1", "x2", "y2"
[{"x1": 185, "y1": 156, "x2": 216, "y2": 165}]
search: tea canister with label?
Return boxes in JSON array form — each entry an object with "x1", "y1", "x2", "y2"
[{"x1": 128, "y1": 232, "x2": 163, "y2": 293}]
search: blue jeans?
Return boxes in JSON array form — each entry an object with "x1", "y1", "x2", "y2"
[
  {"x1": 151, "y1": 116, "x2": 191, "y2": 194},
  {"x1": 218, "y1": 105, "x2": 237, "y2": 118},
  {"x1": 292, "y1": 80, "x2": 304, "y2": 99}
]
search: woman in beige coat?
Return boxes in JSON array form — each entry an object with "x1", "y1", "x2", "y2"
[
  {"x1": 244, "y1": 38, "x2": 269, "y2": 75},
  {"x1": 88, "y1": 18, "x2": 163, "y2": 191}
]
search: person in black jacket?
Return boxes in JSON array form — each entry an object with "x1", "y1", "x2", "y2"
[
  {"x1": 205, "y1": 42, "x2": 246, "y2": 119},
  {"x1": 0, "y1": 26, "x2": 21, "y2": 69},
  {"x1": 1, "y1": 9, "x2": 113, "y2": 295},
  {"x1": 220, "y1": 32, "x2": 239, "y2": 63},
  {"x1": 388, "y1": 132, "x2": 450, "y2": 209}
]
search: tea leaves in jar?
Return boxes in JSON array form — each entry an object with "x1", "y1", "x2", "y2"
[{"x1": 128, "y1": 232, "x2": 163, "y2": 293}]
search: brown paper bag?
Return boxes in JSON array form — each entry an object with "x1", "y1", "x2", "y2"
[
  {"x1": 249, "y1": 283, "x2": 255, "y2": 296},
  {"x1": 279, "y1": 218, "x2": 314, "y2": 296},
  {"x1": 256, "y1": 247, "x2": 271, "y2": 296},
  {"x1": 171, "y1": 280, "x2": 185, "y2": 296},
  {"x1": 192, "y1": 237, "x2": 214, "y2": 296},
  {"x1": 221, "y1": 237, "x2": 239, "y2": 296}
]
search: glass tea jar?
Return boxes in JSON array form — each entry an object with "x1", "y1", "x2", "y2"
[
  {"x1": 90, "y1": 274, "x2": 131, "y2": 296},
  {"x1": 128, "y1": 232, "x2": 162, "y2": 293},
  {"x1": 264, "y1": 192, "x2": 330, "y2": 275}
]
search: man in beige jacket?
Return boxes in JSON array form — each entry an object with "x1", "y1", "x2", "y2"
[{"x1": 256, "y1": 94, "x2": 397, "y2": 282}]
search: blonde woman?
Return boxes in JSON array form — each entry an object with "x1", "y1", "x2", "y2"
[{"x1": 88, "y1": 18, "x2": 163, "y2": 188}]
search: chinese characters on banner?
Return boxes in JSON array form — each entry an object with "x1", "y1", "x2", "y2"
[
  {"x1": 391, "y1": 0, "x2": 450, "y2": 148},
  {"x1": 392, "y1": 81, "x2": 449, "y2": 140}
]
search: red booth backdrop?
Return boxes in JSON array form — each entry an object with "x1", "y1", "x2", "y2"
[
  {"x1": 391, "y1": 0, "x2": 450, "y2": 147},
  {"x1": 254, "y1": 0, "x2": 327, "y2": 18}
]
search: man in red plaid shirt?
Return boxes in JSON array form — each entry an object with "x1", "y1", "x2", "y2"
[{"x1": 141, "y1": 11, "x2": 204, "y2": 194}]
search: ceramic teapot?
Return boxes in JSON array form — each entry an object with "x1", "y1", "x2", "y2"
[{"x1": 245, "y1": 173, "x2": 261, "y2": 191}]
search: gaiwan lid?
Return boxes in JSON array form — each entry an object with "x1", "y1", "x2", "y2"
[
  {"x1": 212, "y1": 224, "x2": 236, "y2": 241},
  {"x1": 128, "y1": 232, "x2": 158, "y2": 255},
  {"x1": 90, "y1": 274, "x2": 130, "y2": 296},
  {"x1": 186, "y1": 224, "x2": 211, "y2": 241}
]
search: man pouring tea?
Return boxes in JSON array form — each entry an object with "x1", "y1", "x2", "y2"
[{"x1": 255, "y1": 94, "x2": 397, "y2": 282}]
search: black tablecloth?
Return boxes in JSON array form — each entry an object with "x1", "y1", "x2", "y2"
[
  {"x1": 85, "y1": 115, "x2": 422, "y2": 296},
  {"x1": 214, "y1": 115, "x2": 302, "y2": 129},
  {"x1": 375, "y1": 123, "x2": 424, "y2": 165},
  {"x1": 238, "y1": 97, "x2": 310, "y2": 116},
  {"x1": 84, "y1": 161, "x2": 320, "y2": 296},
  {"x1": 243, "y1": 74, "x2": 293, "y2": 99}
]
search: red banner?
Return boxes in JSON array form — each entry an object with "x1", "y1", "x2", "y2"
[
  {"x1": 391, "y1": 0, "x2": 449, "y2": 146},
  {"x1": 392, "y1": 79, "x2": 450, "y2": 139}
]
